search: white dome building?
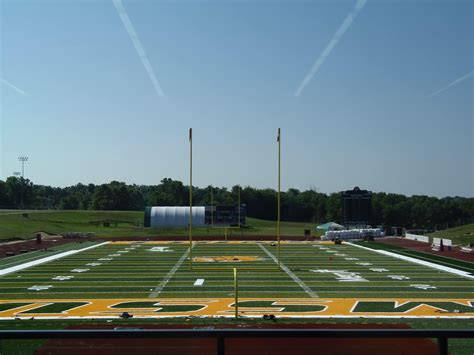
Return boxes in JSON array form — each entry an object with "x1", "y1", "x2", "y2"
[{"x1": 144, "y1": 206, "x2": 206, "y2": 228}]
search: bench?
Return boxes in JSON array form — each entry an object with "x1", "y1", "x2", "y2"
[
  {"x1": 432, "y1": 245, "x2": 440, "y2": 252},
  {"x1": 461, "y1": 247, "x2": 472, "y2": 253}
]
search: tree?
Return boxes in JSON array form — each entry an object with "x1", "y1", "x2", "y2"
[{"x1": 0, "y1": 177, "x2": 471, "y2": 229}]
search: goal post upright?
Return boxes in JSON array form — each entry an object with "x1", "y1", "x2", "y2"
[
  {"x1": 234, "y1": 267, "x2": 239, "y2": 319},
  {"x1": 277, "y1": 128, "x2": 281, "y2": 270},
  {"x1": 189, "y1": 128, "x2": 193, "y2": 270}
]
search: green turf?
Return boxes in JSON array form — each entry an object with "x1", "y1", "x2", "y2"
[
  {"x1": 1, "y1": 241, "x2": 473, "y2": 300},
  {"x1": 428, "y1": 224, "x2": 474, "y2": 246},
  {"x1": 0, "y1": 210, "x2": 321, "y2": 240}
]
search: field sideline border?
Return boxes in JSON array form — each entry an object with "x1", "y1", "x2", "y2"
[
  {"x1": 348, "y1": 242, "x2": 474, "y2": 280},
  {"x1": 0, "y1": 242, "x2": 109, "y2": 276}
]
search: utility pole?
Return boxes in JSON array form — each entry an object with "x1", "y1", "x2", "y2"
[{"x1": 18, "y1": 156, "x2": 28, "y2": 209}]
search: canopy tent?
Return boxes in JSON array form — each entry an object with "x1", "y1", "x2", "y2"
[{"x1": 316, "y1": 222, "x2": 345, "y2": 231}]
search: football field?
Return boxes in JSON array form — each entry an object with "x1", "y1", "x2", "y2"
[{"x1": 0, "y1": 241, "x2": 473, "y2": 319}]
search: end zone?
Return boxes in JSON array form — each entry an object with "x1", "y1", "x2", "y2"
[{"x1": 0, "y1": 298, "x2": 473, "y2": 319}]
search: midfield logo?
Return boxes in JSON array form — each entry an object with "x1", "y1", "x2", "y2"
[{"x1": 1, "y1": 299, "x2": 473, "y2": 318}]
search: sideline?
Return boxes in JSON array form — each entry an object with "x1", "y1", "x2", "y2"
[
  {"x1": 348, "y1": 242, "x2": 474, "y2": 280},
  {"x1": 0, "y1": 242, "x2": 109, "y2": 276}
]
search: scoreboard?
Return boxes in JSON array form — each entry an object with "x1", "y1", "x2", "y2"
[{"x1": 342, "y1": 187, "x2": 372, "y2": 226}]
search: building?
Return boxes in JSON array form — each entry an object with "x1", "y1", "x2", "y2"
[{"x1": 144, "y1": 205, "x2": 246, "y2": 228}]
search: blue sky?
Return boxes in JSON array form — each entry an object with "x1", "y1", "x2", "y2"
[{"x1": 0, "y1": 0, "x2": 472, "y2": 197}]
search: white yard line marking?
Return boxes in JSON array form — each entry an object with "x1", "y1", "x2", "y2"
[
  {"x1": 149, "y1": 247, "x2": 172, "y2": 252},
  {"x1": 258, "y1": 244, "x2": 318, "y2": 298},
  {"x1": 194, "y1": 278, "x2": 205, "y2": 286},
  {"x1": 52, "y1": 276, "x2": 74, "y2": 281},
  {"x1": 410, "y1": 284, "x2": 437, "y2": 290},
  {"x1": 28, "y1": 285, "x2": 52, "y2": 291},
  {"x1": 148, "y1": 246, "x2": 193, "y2": 298},
  {"x1": 0, "y1": 242, "x2": 109, "y2": 276},
  {"x1": 387, "y1": 275, "x2": 410, "y2": 280},
  {"x1": 70, "y1": 269, "x2": 89, "y2": 273},
  {"x1": 370, "y1": 268, "x2": 389, "y2": 272},
  {"x1": 348, "y1": 242, "x2": 474, "y2": 280}
]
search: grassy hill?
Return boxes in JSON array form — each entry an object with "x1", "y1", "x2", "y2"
[
  {"x1": 0, "y1": 210, "x2": 321, "y2": 240},
  {"x1": 428, "y1": 224, "x2": 474, "y2": 246}
]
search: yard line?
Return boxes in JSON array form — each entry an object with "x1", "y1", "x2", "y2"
[
  {"x1": 148, "y1": 246, "x2": 192, "y2": 298},
  {"x1": 258, "y1": 244, "x2": 318, "y2": 298}
]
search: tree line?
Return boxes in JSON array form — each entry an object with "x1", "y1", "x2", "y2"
[{"x1": 0, "y1": 176, "x2": 472, "y2": 229}]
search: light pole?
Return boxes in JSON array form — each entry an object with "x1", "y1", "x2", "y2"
[{"x1": 18, "y1": 156, "x2": 28, "y2": 209}]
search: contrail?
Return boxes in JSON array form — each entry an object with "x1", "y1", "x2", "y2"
[
  {"x1": 428, "y1": 70, "x2": 473, "y2": 98},
  {"x1": 294, "y1": 0, "x2": 368, "y2": 96},
  {"x1": 112, "y1": 0, "x2": 165, "y2": 97},
  {"x1": 0, "y1": 78, "x2": 28, "y2": 96}
]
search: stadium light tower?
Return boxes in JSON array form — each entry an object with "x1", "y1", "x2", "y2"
[
  {"x1": 18, "y1": 156, "x2": 29, "y2": 209},
  {"x1": 18, "y1": 156, "x2": 28, "y2": 177}
]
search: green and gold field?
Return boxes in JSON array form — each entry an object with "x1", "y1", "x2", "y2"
[{"x1": 0, "y1": 240, "x2": 473, "y2": 320}]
